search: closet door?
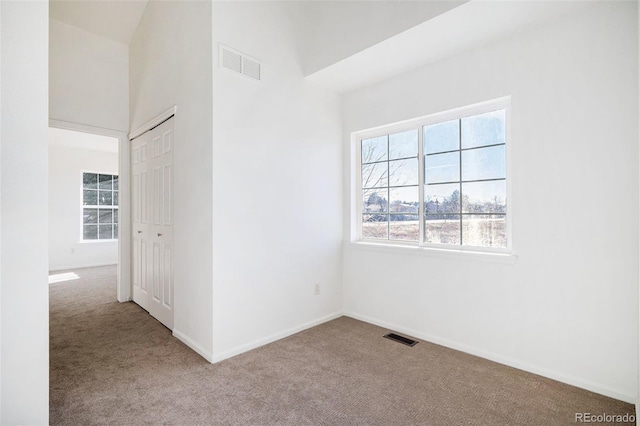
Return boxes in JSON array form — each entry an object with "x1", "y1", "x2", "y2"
[
  {"x1": 148, "y1": 119, "x2": 174, "y2": 330},
  {"x1": 131, "y1": 117, "x2": 174, "y2": 330},
  {"x1": 131, "y1": 131, "x2": 151, "y2": 312}
]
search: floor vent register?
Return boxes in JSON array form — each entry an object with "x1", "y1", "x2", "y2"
[{"x1": 383, "y1": 332, "x2": 418, "y2": 347}]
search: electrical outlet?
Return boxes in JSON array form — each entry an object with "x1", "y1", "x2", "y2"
[
  {"x1": 71, "y1": 248, "x2": 75, "y2": 254},
  {"x1": 313, "y1": 283, "x2": 320, "y2": 296}
]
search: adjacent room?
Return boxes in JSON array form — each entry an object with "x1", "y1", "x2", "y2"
[
  {"x1": 48, "y1": 127, "x2": 120, "y2": 273},
  {"x1": 0, "y1": 0, "x2": 638, "y2": 424}
]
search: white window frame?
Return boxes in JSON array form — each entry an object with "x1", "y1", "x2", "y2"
[
  {"x1": 81, "y1": 170, "x2": 119, "y2": 242},
  {"x1": 353, "y1": 97, "x2": 512, "y2": 255}
]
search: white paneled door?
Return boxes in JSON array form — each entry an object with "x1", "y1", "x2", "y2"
[{"x1": 131, "y1": 117, "x2": 174, "y2": 330}]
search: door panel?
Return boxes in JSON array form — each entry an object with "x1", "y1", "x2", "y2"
[
  {"x1": 163, "y1": 164, "x2": 172, "y2": 226},
  {"x1": 141, "y1": 171, "x2": 148, "y2": 223},
  {"x1": 140, "y1": 239, "x2": 147, "y2": 292},
  {"x1": 153, "y1": 135, "x2": 161, "y2": 158},
  {"x1": 133, "y1": 174, "x2": 140, "y2": 222},
  {"x1": 153, "y1": 167, "x2": 161, "y2": 225},
  {"x1": 132, "y1": 134, "x2": 151, "y2": 312},
  {"x1": 163, "y1": 246, "x2": 172, "y2": 308},
  {"x1": 152, "y1": 242, "x2": 161, "y2": 301},
  {"x1": 131, "y1": 117, "x2": 174, "y2": 329}
]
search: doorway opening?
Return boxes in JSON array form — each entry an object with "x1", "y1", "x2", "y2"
[{"x1": 48, "y1": 124, "x2": 130, "y2": 301}]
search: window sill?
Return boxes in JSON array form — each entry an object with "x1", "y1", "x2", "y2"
[
  {"x1": 344, "y1": 241, "x2": 518, "y2": 264},
  {"x1": 78, "y1": 239, "x2": 118, "y2": 244}
]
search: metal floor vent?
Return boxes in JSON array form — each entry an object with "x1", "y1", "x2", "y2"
[{"x1": 384, "y1": 333, "x2": 418, "y2": 347}]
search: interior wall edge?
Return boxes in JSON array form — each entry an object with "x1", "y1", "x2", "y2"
[
  {"x1": 173, "y1": 328, "x2": 214, "y2": 363},
  {"x1": 210, "y1": 311, "x2": 343, "y2": 364},
  {"x1": 47, "y1": 119, "x2": 131, "y2": 303}
]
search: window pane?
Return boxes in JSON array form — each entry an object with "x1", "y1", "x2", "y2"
[
  {"x1": 389, "y1": 158, "x2": 418, "y2": 187},
  {"x1": 98, "y1": 190, "x2": 113, "y2": 206},
  {"x1": 99, "y1": 224, "x2": 113, "y2": 240},
  {"x1": 83, "y1": 208, "x2": 98, "y2": 224},
  {"x1": 424, "y1": 119, "x2": 459, "y2": 154},
  {"x1": 114, "y1": 191, "x2": 119, "y2": 206},
  {"x1": 390, "y1": 214, "x2": 419, "y2": 241},
  {"x1": 99, "y1": 174, "x2": 113, "y2": 190},
  {"x1": 390, "y1": 186, "x2": 418, "y2": 213},
  {"x1": 363, "y1": 189, "x2": 388, "y2": 213},
  {"x1": 114, "y1": 224, "x2": 118, "y2": 239},
  {"x1": 462, "y1": 215, "x2": 506, "y2": 248},
  {"x1": 461, "y1": 109, "x2": 505, "y2": 149},
  {"x1": 83, "y1": 190, "x2": 97, "y2": 206},
  {"x1": 362, "y1": 162, "x2": 388, "y2": 189},
  {"x1": 362, "y1": 214, "x2": 388, "y2": 239},
  {"x1": 425, "y1": 183, "x2": 460, "y2": 214},
  {"x1": 83, "y1": 173, "x2": 98, "y2": 189},
  {"x1": 389, "y1": 130, "x2": 418, "y2": 160},
  {"x1": 462, "y1": 145, "x2": 505, "y2": 181},
  {"x1": 99, "y1": 209, "x2": 113, "y2": 224},
  {"x1": 425, "y1": 152, "x2": 459, "y2": 184},
  {"x1": 462, "y1": 180, "x2": 506, "y2": 213},
  {"x1": 425, "y1": 214, "x2": 460, "y2": 245},
  {"x1": 361, "y1": 135, "x2": 387, "y2": 163},
  {"x1": 83, "y1": 225, "x2": 98, "y2": 240},
  {"x1": 114, "y1": 209, "x2": 119, "y2": 224},
  {"x1": 113, "y1": 176, "x2": 119, "y2": 190}
]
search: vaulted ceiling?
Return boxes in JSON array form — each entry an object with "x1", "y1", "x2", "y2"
[
  {"x1": 49, "y1": 0, "x2": 148, "y2": 45},
  {"x1": 48, "y1": 0, "x2": 588, "y2": 93}
]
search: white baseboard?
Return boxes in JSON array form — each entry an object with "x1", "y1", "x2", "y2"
[
  {"x1": 210, "y1": 311, "x2": 343, "y2": 364},
  {"x1": 173, "y1": 328, "x2": 214, "y2": 363},
  {"x1": 344, "y1": 311, "x2": 636, "y2": 405},
  {"x1": 49, "y1": 262, "x2": 117, "y2": 272}
]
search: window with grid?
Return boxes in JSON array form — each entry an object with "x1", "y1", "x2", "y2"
[
  {"x1": 82, "y1": 172, "x2": 119, "y2": 241},
  {"x1": 361, "y1": 130, "x2": 420, "y2": 241},
  {"x1": 358, "y1": 101, "x2": 508, "y2": 250}
]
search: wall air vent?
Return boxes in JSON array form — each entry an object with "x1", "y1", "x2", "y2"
[
  {"x1": 383, "y1": 332, "x2": 418, "y2": 347},
  {"x1": 220, "y1": 44, "x2": 261, "y2": 82}
]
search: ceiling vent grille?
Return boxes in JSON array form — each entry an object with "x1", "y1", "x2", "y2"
[{"x1": 220, "y1": 45, "x2": 261, "y2": 82}]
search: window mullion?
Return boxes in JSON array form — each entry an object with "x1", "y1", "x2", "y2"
[
  {"x1": 458, "y1": 119, "x2": 463, "y2": 245},
  {"x1": 356, "y1": 139, "x2": 363, "y2": 241},
  {"x1": 386, "y1": 135, "x2": 390, "y2": 240},
  {"x1": 418, "y1": 126, "x2": 425, "y2": 246}
]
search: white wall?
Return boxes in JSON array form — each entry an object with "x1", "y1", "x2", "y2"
[
  {"x1": 0, "y1": 1, "x2": 49, "y2": 424},
  {"x1": 50, "y1": 18, "x2": 128, "y2": 132},
  {"x1": 130, "y1": 0, "x2": 214, "y2": 359},
  {"x1": 210, "y1": 1, "x2": 343, "y2": 360},
  {"x1": 286, "y1": 1, "x2": 466, "y2": 76},
  {"x1": 48, "y1": 133, "x2": 119, "y2": 271},
  {"x1": 342, "y1": 1, "x2": 638, "y2": 403}
]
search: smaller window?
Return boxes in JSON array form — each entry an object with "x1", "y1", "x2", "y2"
[{"x1": 82, "y1": 172, "x2": 119, "y2": 241}]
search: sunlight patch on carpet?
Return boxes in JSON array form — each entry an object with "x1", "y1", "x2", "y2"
[{"x1": 49, "y1": 272, "x2": 80, "y2": 284}]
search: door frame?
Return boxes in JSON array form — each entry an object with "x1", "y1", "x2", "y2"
[
  {"x1": 129, "y1": 106, "x2": 177, "y2": 140},
  {"x1": 49, "y1": 118, "x2": 132, "y2": 302}
]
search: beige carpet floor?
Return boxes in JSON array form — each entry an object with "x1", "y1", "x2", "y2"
[{"x1": 50, "y1": 265, "x2": 634, "y2": 425}]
